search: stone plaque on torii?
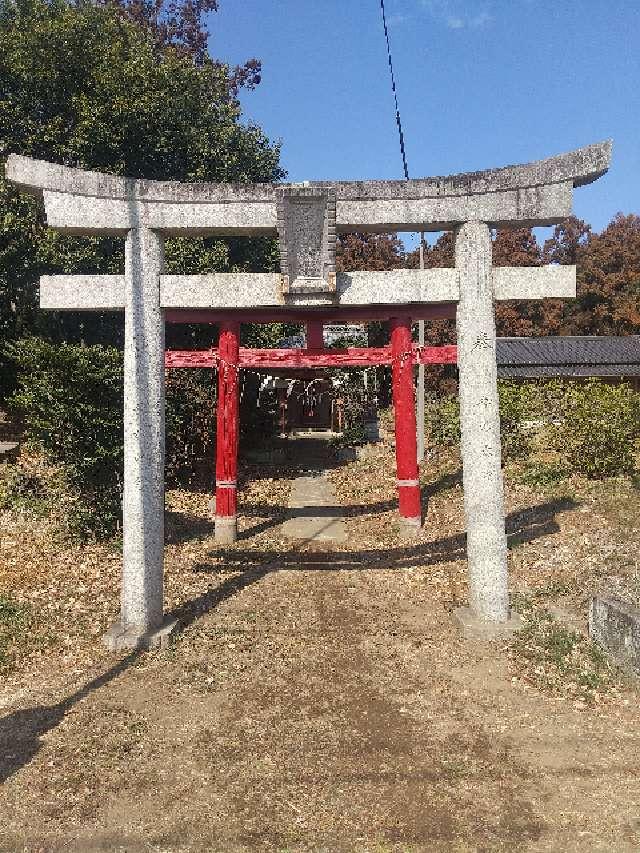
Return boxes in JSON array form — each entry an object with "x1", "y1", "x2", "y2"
[{"x1": 5, "y1": 140, "x2": 611, "y2": 649}]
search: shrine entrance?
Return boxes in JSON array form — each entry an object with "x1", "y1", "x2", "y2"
[
  {"x1": 5, "y1": 140, "x2": 611, "y2": 648},
  {"x1": 281, "y1": 377, "x2": 335, "y2": 434},
  {"x1": 166, "y1": 316, "x2": 458, "y2": 543}
]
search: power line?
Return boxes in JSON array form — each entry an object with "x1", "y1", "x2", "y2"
[
  {"x1": 379, "y1": 1, "x2": 426, "y2": 462},
  {"x1": 379, "y1": 0, "x2": 410, "y2": 180}
]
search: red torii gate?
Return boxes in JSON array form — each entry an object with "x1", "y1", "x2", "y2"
[{"x1": 165, "y1": 316, "x2": 457, "y2": 541}]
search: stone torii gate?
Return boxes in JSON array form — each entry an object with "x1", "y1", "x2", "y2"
[{"x1": 5, "y1": 141, "x2": 611, "y2": 649}]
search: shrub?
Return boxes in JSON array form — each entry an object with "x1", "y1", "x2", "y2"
[
  {"x1": 517, "y1": 461, "x2": 567, "y2": 489},
  {"x1": 6, "y1": 338, "x2": 124, "y2": 538},
  {"x1": 0, "y1": 453, "x2": 73, "y2": 522},
  {"x1": 497, "y1": 381, "x2": 538, "y2": 459},
  {"x1": 165, "y1": 368, "x2": 216, "y2": 485},
  {"x1": 427, "y1": 383, "x2": 542, "y2": 460},
  {"x1": 551, "y1": 380, "x2": 640, "y2": 478},
  {"x1": 331, "y1": 382, "x2": 370, "y2": 448},
  {"x1": 426, "y1": 395, "x2": 460, "y2": 446}
]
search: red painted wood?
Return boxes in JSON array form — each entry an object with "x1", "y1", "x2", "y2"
[
  {"x1": 165, "y1": 344, "x2": 458, "y2": 370},
  {"x1": 215, "y1": 322, "x2": 240, "y2": 521},
  {"x1": 417, "y1": 344, "x2": 457, "y2": 365},
  {"x1": 166, "y1": 350, "x2": 216, "y2": 368},
  {"x1": 306, "y1": 320, "x2": 324, "y2": 350},
  {"x1": 390, "y1": 317, "x2": 422, "y2": 523},
  {"x1": 165, "y1": 303, "x2": 456, "y2": 325}
]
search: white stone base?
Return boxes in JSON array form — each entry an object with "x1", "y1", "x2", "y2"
[
  {"x1": 399, "y1": 516, "x2": 422, "y2": 538},
  {"x1": 453, "y1": 606, "x2": 523, "y2": 641},
  {"x1": 103, "y1": 617, "x2": 178, "y2": 652},
  {"x1": 215, "y1": 515, "x2": 238, "y2": 544}
]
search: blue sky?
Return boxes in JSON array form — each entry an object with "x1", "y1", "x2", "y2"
[{"x1": 211, "y1": 1, "x2": 638, "y2": 235}]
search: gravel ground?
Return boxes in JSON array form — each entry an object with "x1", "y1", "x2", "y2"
[{"x1": 0, "y1": 437, "x2": 639, "y2": 851}]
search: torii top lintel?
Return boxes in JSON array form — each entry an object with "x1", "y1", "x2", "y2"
[
  {"x1": 6, "y1": 140, "x2": 611, "y2": 236},
  {"x1": 5, "y1": 142, "x2": 611, "y2": 316}
]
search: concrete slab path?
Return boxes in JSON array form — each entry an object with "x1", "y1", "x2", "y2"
[{"x1": 282, "y1": 472, "x2": 347, "y2": 542}]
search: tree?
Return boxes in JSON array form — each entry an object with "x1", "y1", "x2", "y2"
[
  {"x1": 566, "y1": 214, "x2": 640, "y2": 335},
  {"x1": 542, "y1": 216, "x2": 591, "y2": 266},
  {"x1": 102, "y1": 0, "x2": 261, "y2": 90},
  {"x1": 492, "y1": 228, "x2": 542, "y2": 338},
  {"x1": 336, "y1": 234, "x2": 405, "y2": 404},
  {"x1": 405, "y1": 231, "x2": 454, "y2": 270},
  {"x1": 0, "y1": 0, "x2": 283, "y2": 394},
  {"x1": 336, "y1": 232, "x2": 404, "y2": 272}
]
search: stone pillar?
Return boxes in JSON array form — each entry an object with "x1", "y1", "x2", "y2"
[
  {"x1": 215, "y1": 321, "x2": 241, "y2": 544},
  {"x1": 105, "y1": 224, "x2": 174, "y2": 650},
  {"x1": 390, "y1": 316, "x2": 422, "y2": 535},
  {"x1": 454, "y1": 221, "x2": 510, "y2": 625}
]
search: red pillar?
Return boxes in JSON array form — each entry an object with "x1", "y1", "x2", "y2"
[
  {"x1": 306, "y1": 319, "x2": 324, "y2": 349},
  {"x1": 390, "y1": 316, "x2": 422, "y2": 534},
  {"x1": 215, "y1": 321, "x2": 240, "y2": 543}
]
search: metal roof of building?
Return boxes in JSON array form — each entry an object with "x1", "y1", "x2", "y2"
[{"x1": 496, "y1": 336, "x2": 640, "y2": 378}]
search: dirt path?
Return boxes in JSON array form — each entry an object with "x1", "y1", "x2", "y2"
[{"x1": 1, "y1": 441, "x2": 640, "y2": 851}]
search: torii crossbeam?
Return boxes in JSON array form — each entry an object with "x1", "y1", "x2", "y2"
[{"x1": 5, "y1": 140, "x2": 611, "y2": 649}]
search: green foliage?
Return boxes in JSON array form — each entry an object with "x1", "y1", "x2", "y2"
[
  {"x1": 331, "y1": 385, "x2": 370, "y2": 448},
  {"x1": 497, "y1": 381, "x2": 538, "y2": 459},
  {"x1": 328, "y1": 333, "x2": 367, "y2": 349},
  {"x1": 426, "y1": 382, "x2": 550, "y2": 461},
  {"x1": 0, "y1": 0, "x2": 283, "y2": 397},
  {"x1": 510, "y1": 595, "x2": 616, "y2": 701},
  {"x1": 426, "y1": 395, "x2": 461, "y2": 447},
  {"x1": 0, "y1": 595, "x2": 30, "y2": 672},
  {"x1": 165, "y1": 368, "x2": 216, "y2": 485},
  {"x1": 240, "y1": 322, "x2": 301, "y2": 349},
  {"x1": 0, "y1": 455, "x2": 62, "y2": 516},
  {"x1": 6, "y1": 338, "x2": 124, "y2": 538},
  {"x1": 517, "y1": 461, "x2": 567, "y2": 489},
  {"x1": 550, "y1": 380, "x2": 640, "y2": 478}
]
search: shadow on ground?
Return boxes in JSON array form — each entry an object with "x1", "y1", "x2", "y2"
[
  {"x1": 0, "y1": 652, "x2": 139, "y2": 784},
  {"x1": 194, "y1": 496, "x2": 578, "y2": 574},
  {"x1": 166, "y1": 466, "x2": 466, "y2": 544},
  {"x1": 0, "y1": 480, "x2": 577, "y2": 787}
]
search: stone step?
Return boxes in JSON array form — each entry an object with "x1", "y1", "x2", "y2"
[{"x1": 282, "y1": 471, "x2": 347, "y2": 543}]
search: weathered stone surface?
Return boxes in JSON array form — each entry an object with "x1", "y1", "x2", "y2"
[
  {"x1": 339, "y1": 270, "x2": 457, "y2": 304},
  {"x1": 4, "y1": 140, "x2": 612, "y2": 640},
  {"x1": 121, "y1": 224, "x2": 165, "y2": 634},
  {"x1": 276, "y1": 186, "x2": 336, "y2": 297},
  {"x1": 41, "y1": 266, "x2": 575, "y2": 312},
  {"x1": 455, "y1": 221, "x2": 510, "y2": 623},
  {"x1": 7, "y1": 140, "x2": 610, "y2": 201},
  {"x1": 41, "y1": 183, "x2": 574, "y2": 234},
  {"x1": 6, "y1": 140, "x2": 612, "y2": 234},
  {"x1": 283, "y1": 474, "x2": 346, "y2": 543},
  {"x1": 160, "y1": 273, "x2": 280, "y2": 309},
  {"x1": 214, "y1": 515, "x2": 237, "y2": 544},
  {"x1": 336, "y1": 182, "x2": 573, "y2": 232},
  {"x1": 103, "y1": 616, "x2": 178, "y2": 651},
  {"x1": 43, "y1": 190, "x2": 275, "y2": 236},
  {"x1": 453, "y1": 606, "x2": 523, "y2": 640},
  {"x1": 40, "y1": 275, "x2": 125, "y2": 310},
  {"x1": 492, "y1": 265, "x2": 576, "y2": 300},
  {"x1": 590, "y1": 596, "x2": 640, "y2": 673},
  {"x1": 398, "y1": 515, "x2": 422, "y2": 539}
]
